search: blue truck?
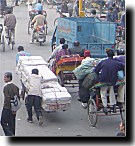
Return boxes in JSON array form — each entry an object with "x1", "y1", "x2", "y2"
[{"x1": 51, "y1": 17, "x2": 117, "y2": 58}]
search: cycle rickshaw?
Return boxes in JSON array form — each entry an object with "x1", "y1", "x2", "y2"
[
  {"x1": 49, "y1": 55, "x2": 84, "y2": 87},
  {"x1": 87, "y1": 80, "x2": 125, "y2": 127},
  {"x1": 28, "y1": 10, "x2": 48, "y2": 35}
]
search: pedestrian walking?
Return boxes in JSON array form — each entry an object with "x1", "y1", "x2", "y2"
[
  {"x1": 25, "y1": 68, "x2": 43, "y2": 126},
  {"x1": 1, "y1": 72, "x2": 19, "y2": 136}
]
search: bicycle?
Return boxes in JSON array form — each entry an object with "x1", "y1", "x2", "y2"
[
  {"x1": 5, "y1": 28, "x2": 15, "y2": 50},
  {"x1": 0, "y1": 24, "x2": 5, "y2": 52}
]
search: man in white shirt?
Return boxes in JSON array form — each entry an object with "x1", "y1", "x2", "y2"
[
  {"x1": 25, "y1": 68, "x2": 43, "y2": 126},
  {"x1": 47, "y1": 38, "x2": 65, "y2": 62}
]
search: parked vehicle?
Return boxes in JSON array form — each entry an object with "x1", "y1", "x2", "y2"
[{"x1": 51, "y1": 17, "x2": 117, "y2": 58}]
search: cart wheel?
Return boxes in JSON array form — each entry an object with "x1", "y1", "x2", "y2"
[
  {"x1": 20, "y1": 89, "x2": 26, "y2": 100},
  {"x1": 88, "y1": 98, "x2": 97, "y2": 127},
  {"x1": 1, "y1": 35, "x2": 5, "y2": 52},
  {"x1": 28, "y1": 20, "x2": 31, "y2": 34},
  {"x1": 20, "y1": 80, "x2": 26, "y2": 100},
  {"x1": 57, "y1": 72, "x2": 64, "y2": 87}
]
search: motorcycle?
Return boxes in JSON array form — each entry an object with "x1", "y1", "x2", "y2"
[{"x1": 32, "y1": 25, "x2": 46, "y2": 46}]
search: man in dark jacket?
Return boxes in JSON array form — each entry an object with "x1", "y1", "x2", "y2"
[
  {"x1": 69, "y1": 41, "x2": 85, "y2": 57},
  {"x1": 1, "y1": 72, "x2": 19, "y2": 136},
  {"x1": 94, "y1": 49, "x2": 125, "y2": 114},
  {"x1": 106, "y1": 7, "x2": 116, "y2": 22}
]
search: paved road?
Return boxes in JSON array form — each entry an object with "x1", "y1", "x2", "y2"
[{"x1": 0, "y1": 4, "x2": 123, "y2": 136}]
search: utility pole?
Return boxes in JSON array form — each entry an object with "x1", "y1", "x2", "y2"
[{"x1": 79, "y1": 0, "x2": 85, "y2": 17}]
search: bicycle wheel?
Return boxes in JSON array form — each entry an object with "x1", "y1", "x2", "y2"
[
  {"x1": 28, "y1": 20, "x2": 31, "y2": 34},
  {"x1": 46, "y1": 0, "x2": 54, "y2": 9},
  {"x1": 1, "y1": 35, "x2": 5, "y2": 52},
  {"x1": 11, "y1": 41, "x2": 14, "y2": 50},
  {"x1": 45, "y1": 24, "x2": 48, "y2": 35},
  {"x1": 87, "y1": 98, "x2": 97, "y2": 127}
]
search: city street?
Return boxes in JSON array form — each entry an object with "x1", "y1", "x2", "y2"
[{"x1": 0, "y1": 3, "x2": 122, "y2": 136}]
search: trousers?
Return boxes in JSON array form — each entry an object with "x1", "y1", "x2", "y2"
[
  {"x1": 100, "y1": 84, "x2": 125, "y2": 107},
  {"x1": 100, "y1": 86, "x2": 116, "y2": 107},
  {"x1": 1, "y1": 108, "x2": 16, "y2": 136},
  {"x1": 25, "y1": 95, "x2": 43, "y2": 121}
]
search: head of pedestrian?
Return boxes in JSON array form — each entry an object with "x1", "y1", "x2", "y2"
[
  {"x1": 73, "y1": 41, "x2": 80, "y2": 47},
  {"x1": 109, "y1": 7, "x2": 113, "y2": 12},
  {"x1": 18, "y1": 46, "x2": 24, "y2": 52},
  {"x1": 106, "y1": 48, "x2": 114, "y2": 58},
  {"x1": 38, "y1": 10, "x2": 43, "y2": 15},
  {"x1": 120, "y1": 120, "x2": 125, "y2": 132},
  {"x1": 7, "y1": 9, "x2": 12, "y2": 14},
  {"x1": 112, "y1": 2, "x2": 116, "y2": 8},
  {"x1": 32, "y1": 69, "x2": 39, "y2": 75},
  {"x1": 91, "y1": 9, "x2": 96, "y2": 15},
  {"x1": 117, "y1": 47, "x2": 125, "y2": 55},
  {"x1": 38, "y1": 0, "x2": 41, "y2": 3},
  {"x1": 4, "y1": 72, "x2": 12, "y2": 83},
  {"x1": 60, "y1": 38, "x2": 65, "y2": 44},
  {"x1": 62, "y1": 44, "x2": 68, "y2": 49}
]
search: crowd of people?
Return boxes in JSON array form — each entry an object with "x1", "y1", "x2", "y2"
[{"x1": 0, "y1": 0, "x2": 125, "y2": 137}]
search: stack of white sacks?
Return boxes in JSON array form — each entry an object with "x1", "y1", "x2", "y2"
[{"x1": 16, "y1": 56, "x2": 72, "y2": 111}]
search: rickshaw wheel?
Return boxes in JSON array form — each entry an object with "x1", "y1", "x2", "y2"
[
  {"x1": 1, "y1": 35, "x2": 5, "y2": 52},
  {"x1": 88, "y1": 98, "x2": 97, "y2": 127},
  {"x1": 57, "y1": 72, "x2": 64, "y2": 87},
  {"x1": 120, "y1": 104, "x2": 125, "y2": 121}
]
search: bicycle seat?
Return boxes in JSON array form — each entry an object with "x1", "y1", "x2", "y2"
[
  {"x1": 89, "y1": 82, "x2": 111, "y2": 90},
  {"x1": 115, "y1": 80, "x2": 125, "y2": 86}
]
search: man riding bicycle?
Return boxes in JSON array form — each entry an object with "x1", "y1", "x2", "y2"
[
  {"x1": 30, "y1": 10, "x2": 46, "y2": 43},
  {"x1": 34, "y1": 0, "x2": 43, "y2": 11},
  {"x1": 4, "y1": 9, "x2": 16, "y2": 44}
]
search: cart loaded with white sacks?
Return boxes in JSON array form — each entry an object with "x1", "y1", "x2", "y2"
[{"x1": 16, "y1": 56, "x2": 72, "y2": 112}]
